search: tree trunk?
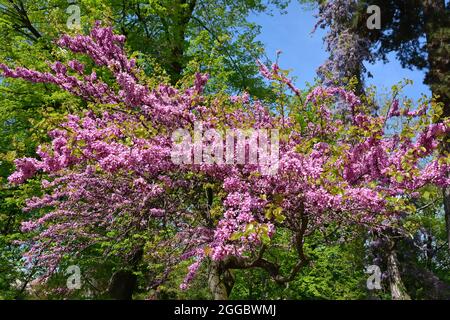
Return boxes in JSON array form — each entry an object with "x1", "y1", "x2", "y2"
[
  {"x1": 422, "y1": 0, "x2": 449, "y2": 109},
  {"x1": 108, "y1": 270, "x2": 137, "y2": 300},
  {"x1": 387, "y1": 249, "x2": 411, "y2": 300},
  {"x1": 422, "y1": 0, "x2": 450, "y2": 252},
  {"x1": 108, "y1": 247, "x2": 143, "y2": 299},
  {"x1": 443, "y1": 188, "x2": 450, "y2": 252},
  {"x1": 208, "y1": 260, "x2": 232, "y2": 300},
  {"x1": 161, "y1": 0, "x2": 197, "y2": 83}
]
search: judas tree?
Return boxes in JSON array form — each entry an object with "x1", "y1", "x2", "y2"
[{"x1": 2, "y1": 24, "x2": 450, "y2": 299}]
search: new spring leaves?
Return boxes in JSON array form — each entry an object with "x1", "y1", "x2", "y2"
[{"x1": 63, "y1": 3, "x2": 380, "y2": 32}]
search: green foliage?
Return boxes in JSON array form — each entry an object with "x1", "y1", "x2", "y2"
[{"x1": 230, "y1": 231, "x2": 368, "y2": 300}]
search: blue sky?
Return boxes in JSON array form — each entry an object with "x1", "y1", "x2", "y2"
[{"x1": 249, "y1": 2, "x2": 431, "y2": 102}]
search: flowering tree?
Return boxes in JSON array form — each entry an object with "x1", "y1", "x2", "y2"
[{"x1": 2, "y1": 24, "x2": 449, "y2": 299}]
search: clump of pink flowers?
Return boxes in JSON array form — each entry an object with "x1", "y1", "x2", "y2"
[{"x1": 2, "y1": 23, "x2": 449, "y2": 290}]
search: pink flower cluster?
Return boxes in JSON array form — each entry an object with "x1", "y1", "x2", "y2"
[{"x1": 3, "y1": 24, "x2": 449, "y2": 289}]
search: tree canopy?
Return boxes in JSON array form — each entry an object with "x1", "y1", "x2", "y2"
[{"x1": 0, "y1": 1, "x2": 449, "y2": 300}]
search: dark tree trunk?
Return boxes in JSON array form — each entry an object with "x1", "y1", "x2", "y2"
[
  {"x1": 108, "y1": 270, "x2": 137, "y2": 300},
  {"x1": 160, "y1": 0, "x2": 197, "y2": 83},
  {"x1": 422, "y1": 0, "x2": 449, "y2": 108},
  {"x1": 443, "y1": 188, "x2": 450, "y2": 252},
  {"x1": 108, "y1": 247, "x2": 143, "y2": 299},
  {"x1": 422, "y1": 0, "x2": 450, "y2": 252}
]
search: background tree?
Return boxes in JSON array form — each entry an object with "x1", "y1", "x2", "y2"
[{"x1": 313, "y1": 0, "x2": 450, "y2": 299}]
